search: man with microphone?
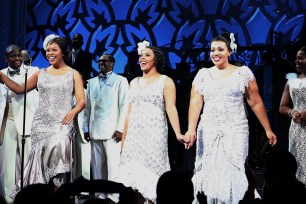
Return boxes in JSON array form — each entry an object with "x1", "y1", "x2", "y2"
[{"x1": 0, "y1": 45, "x2": 39, "y2": 203}]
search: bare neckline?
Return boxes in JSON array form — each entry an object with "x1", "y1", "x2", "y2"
[{"x1": 207, "y1": 67, "x2": 241, "y2": 81}]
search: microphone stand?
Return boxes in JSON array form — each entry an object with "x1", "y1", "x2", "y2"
[{"x1": 20, "y1": 58, "x2": 31, "y2": 189}]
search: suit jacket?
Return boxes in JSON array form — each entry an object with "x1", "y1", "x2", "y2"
[
  {"x1": 67, "y1": 49, "x2": 93, "y2": 81},
  {"x1": 82, "y1": 73, "x2": 129, "y2": 140},
  {"x1": 0, "y1": 65, "x2": 39, "y2": 144}
]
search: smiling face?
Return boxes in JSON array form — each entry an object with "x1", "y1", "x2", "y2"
[
  {"x1": 138, "y1": 47, "x2": 156, "y2": 73},
  {"x1": 46, "y1": 41, "x2": 64, "y2": 66},
  {"x1": 210, "y1": 40, "x2": 232, "y2": 68},
  {"x1": 98, "y1": 54, "x2": 114, "y2": 74},
  {"x1": 6, "y1": 48, "x2": 22, "y2": 70},
  {"x1": 295, "y1": 50, "x2": 306, "y2": 73}
]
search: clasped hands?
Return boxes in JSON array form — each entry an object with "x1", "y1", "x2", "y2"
[
  {"x1": 291, "y1": 110, "x2": 306, "y2": 126},
  {"x1": 177, "y1": 130, "x2": 197, "y2": 149}
]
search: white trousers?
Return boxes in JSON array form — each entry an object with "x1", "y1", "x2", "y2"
[
  {"x1": 91, "y1": 139, "x2": 121, "y2": 180},
  {"x1": 0, "y1": 105, "x2": 31, "y2": 203},
  {"x1": 74, "y1": 134, "x2": 91, "y2": 180},
  {"x1": 91, "y1": 139, "x2": 121, "y2": 198}
]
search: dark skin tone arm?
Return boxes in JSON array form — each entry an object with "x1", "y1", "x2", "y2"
[
  {"x1": 279, "y1": 82, "x2": 305, "y2": 124},
  {"x1": 0, "y1": 69, "x2": 39, "y2": 93}
]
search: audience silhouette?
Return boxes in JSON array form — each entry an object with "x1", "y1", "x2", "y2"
[
  {"x1": 12, "y1": 149, "x2": 306, "y2": 204},
  {"x1": 14, "y1": 183, "x2": 56, "y2": 204},
  {"x1": 156, "y1": 170, "x2": 194, "y2": 204},
  {"x1": 239, "y1": 148, "x2": 306, "y2": 204},
  {"x1": 0, "y1": 196, "x2": 6, "y2": 204}
]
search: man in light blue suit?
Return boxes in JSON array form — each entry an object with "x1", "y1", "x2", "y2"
[
  {"x1": 82, "y1": 54, "x2": 129, "y2": 199},
  {"x1": 0, "y1": 45, "x2": 39, "y2": 203}
]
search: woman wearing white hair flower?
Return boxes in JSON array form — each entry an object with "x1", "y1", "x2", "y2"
[
  {"x1": 0, "y1": 34, "x2": 85, "y2": 197},
  {"x1": 111, "y1": 41, "x2": 189, "y2": 204},
  {"x1": 185, "y1": 32, "x2": 277, "y2": 204}
]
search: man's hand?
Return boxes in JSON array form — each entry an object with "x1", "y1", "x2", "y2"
[
  {"x1": 112, "y1": 131, "x2": 122, "y2": 142},
  {"x1": 84, "y1": 132, "x2": 91, "y2": 142}
]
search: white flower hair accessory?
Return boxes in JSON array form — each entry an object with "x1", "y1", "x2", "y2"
[
  {"x1": 137, "y1": 40, "x2": 150, "y2": 55},
  {"x1": 286, "y1": 73, "x2": 298, "y2": 80},
  {"x1": 43, "y1": 34, "x2": 59, "y2": 50},
  {"x1": 229, "y1": 33, "x2": 237, "y2": 52}
]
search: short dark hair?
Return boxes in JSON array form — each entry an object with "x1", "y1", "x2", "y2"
[
  {"x1": 157, "y1": 171, "x2": 194, "y2": 204},
  {"x1": 5, "y1": 45, "x2": 21, "y2": 57},
  {"x1": 73, "y1": 33, "x2": 84, "y2": 42},
  {"x1": 108, "y1": 55, "x2": 115, "y2": 63}
]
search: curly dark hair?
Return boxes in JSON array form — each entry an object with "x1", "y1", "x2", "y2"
[
  {"x1": 211, "y1": 32, "x2": 234, "y2": 52},
  {"x1": 146, "y1": 46, "x2": 165, "y2": 73}
]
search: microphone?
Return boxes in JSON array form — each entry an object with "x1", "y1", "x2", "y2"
[{"x1": 21, "y1": 50, "x2": 31, "y2": 61}]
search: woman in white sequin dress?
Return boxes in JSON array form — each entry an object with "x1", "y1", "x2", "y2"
[
  {"x1": 185, "y1": 33, "x2": 277, "y2": 204},
  {"x1": 114, "y1": 42, "x2": 188, "y2": 204},
  {"x1": 279, "y1": 46, "x2": 306, "y2": 185},
  {"x1": 0, "y1": 34, "x2": 85, "y2": 198}
]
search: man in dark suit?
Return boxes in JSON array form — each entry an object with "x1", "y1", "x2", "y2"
[{"x1": 68, "y1": 33, "x2": 93, "y2": 82}]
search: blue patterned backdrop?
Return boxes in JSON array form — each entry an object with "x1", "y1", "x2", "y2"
[{"x1": 25, "y1": 0, "x2": 306, "y2": 75}]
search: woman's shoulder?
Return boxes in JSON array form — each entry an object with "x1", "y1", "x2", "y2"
[
  {"x1": 130, "y1": 76, "x2": 140, "y2": 83},
  {"x1": 195, "y1": 67, "x2": 210, "y2": 76},
  {"x1": 238, "y1": 65, "x2": 252, "y2": 71},
  {"x1": 236, "y1": 65, "x2": 254, "y2": 76}
]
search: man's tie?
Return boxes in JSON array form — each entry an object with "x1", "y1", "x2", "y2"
[{"x1": 71, "y1": 50, "x2": 76, "y2": 64}]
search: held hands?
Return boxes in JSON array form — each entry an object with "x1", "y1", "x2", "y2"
[
  {"x1": 292, "y1": 110, "x2": 302, "y2": 124},
  {"x1": 292, "y1": 110, "x2": 306, "y2": 126},
  {"x1": 176, "y1": 134, "x2": 190, "y2": 149},
  {"x1": 266, "y1": 130, "x2": 277, "y2": 146},
  {"x1": 184, "y1": 129, "x2": 197, "y2": 149}
]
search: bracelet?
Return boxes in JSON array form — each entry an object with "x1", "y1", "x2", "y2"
[{"x1": 288, "y1": 109, "x2": 297, "y2": 117}]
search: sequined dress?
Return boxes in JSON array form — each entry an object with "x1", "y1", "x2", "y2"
[
  {"x1": 286, "y1": 73, "x2": 306, "y2": 185},
  {"x1": 10, "y1": 69, "x2": 75, "y2": 198},
  {"x1": 192, "y1": 66, "x2": 257, "y2": 204},
  {"x1": 114, "y1": 75, "x2": 170, "y2": 202}
]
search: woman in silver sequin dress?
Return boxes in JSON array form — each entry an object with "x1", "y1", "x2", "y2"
[
  {"x1": 279, "y1": 46, "x2": 306, "y2": 185},
  {"x1": 0, "y1": 34, "x2": 85, "y2": 198},
  {"x1": 184, "y1": 33, "x2": 277, "y2": 204}
]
